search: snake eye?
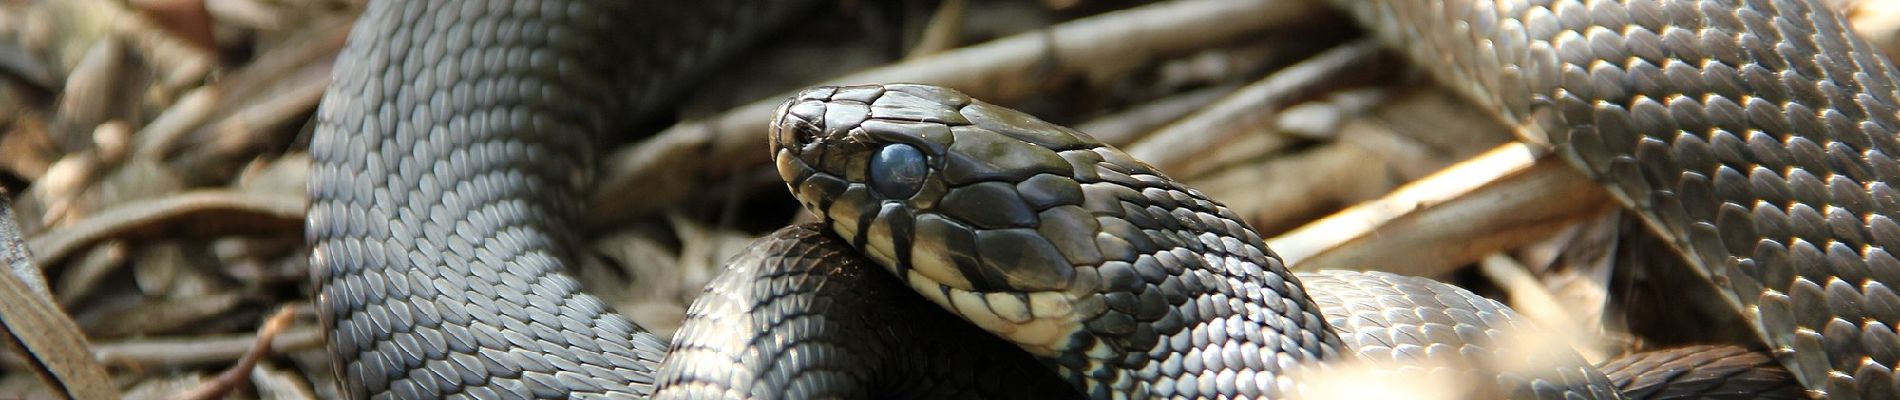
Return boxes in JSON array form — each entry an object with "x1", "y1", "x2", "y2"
[{"x1": 870, "y1": 143, "x2": 927, "y2": 199}]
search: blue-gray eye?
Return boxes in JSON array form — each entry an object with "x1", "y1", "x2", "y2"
[{"x1": 870, "y1": 144, "x2": 927, "y2": 199}]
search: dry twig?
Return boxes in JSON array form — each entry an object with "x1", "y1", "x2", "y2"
[
  {"x1": 163, "y1": 306, "x2": 298, "y2": 400},
  {"x1": 27, "y1": 190, "x2": 303, "y2": 266}
]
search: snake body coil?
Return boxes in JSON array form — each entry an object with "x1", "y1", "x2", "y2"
[
  {"x1": 304, "y1": 1, "x2": 835, "y2": 397},
  {"x1": 310, "y1": 0, "x2": 1899, "y2": 398}
]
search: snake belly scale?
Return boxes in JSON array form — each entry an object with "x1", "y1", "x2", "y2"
[{"x1": 308, "y1": 0, "x2": 1899, "y2": 399}]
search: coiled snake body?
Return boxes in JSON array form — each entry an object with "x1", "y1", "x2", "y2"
[{"x1": 309, "y1": 0, "x2": 1900, "y2": 398}]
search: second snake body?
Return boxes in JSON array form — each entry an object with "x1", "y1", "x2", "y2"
[{"x1": 1329, "y1": 1, "x2": 1900, "y2": 397}]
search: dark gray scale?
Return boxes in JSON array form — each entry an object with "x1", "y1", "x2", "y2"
[
  {"x1": 870, "y1": 87, "x2": 970, "y2": 125},
  {"x1": 1019, "y1": 173, "x2": 1085, "y2": 210},
  {"x1": 938, "y1": 181, "x2": 1037, "y2": 229},
  {"x1": 1056, "y1": 150, "x2": 1105, "y2": 182},
  {"x1": 971, "y1": 228, "x2": 1072, "y2": 291},
  {"x1": 829, "y1": 85, "x2": 887, "y2": 105},
  {"x1": 1114, "y1": 202, "x2": 1162, "y2": 235},
  {"x1": 1037, "y1": 205, "x2": 1104, "y2": 266},
  {"x1": 941, "y1": 126, "x2": 1072, "y2": 186}
]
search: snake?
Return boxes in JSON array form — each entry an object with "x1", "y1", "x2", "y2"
[{"x1": 306, "y1": 0, "x2": 1899, "y2": 399}]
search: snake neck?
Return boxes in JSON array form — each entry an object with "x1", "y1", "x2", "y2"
[
  {"x1": 1051, "y1": 169, "x2": 1349, "y2": 399},
  {"x1": 941, "y1": 140, "x2": 1347, "y2": 398}
]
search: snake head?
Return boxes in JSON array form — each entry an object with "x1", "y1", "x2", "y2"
[
  {"x1": 771, "y1": 83, "x2": 1130, "y2": 355},
  {"x1": 771, "y1": 84, "x2": 1325, "y2": 397}
]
